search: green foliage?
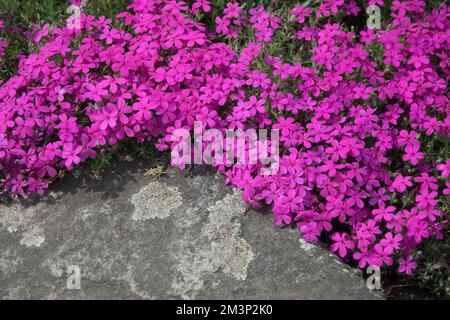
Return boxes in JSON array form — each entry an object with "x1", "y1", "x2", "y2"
[
  {"x1": 0, "y1": 0, "x2": 128, "y2": 81},
  {"x1": 410, "y1": 232, "x2": 450, "y2": 299},
  {"x1": 83, "y1": 0, "x2": 129, "y2": 18},
  {"x1": 0, "y1": 0, "x2": 66, "y2": 80}
]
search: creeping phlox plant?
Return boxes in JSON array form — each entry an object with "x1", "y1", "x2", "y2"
[{"x1": 0, "y1": 0, "x2": 449, "y2": 276}]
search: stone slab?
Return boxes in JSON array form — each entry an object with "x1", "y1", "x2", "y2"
[{"x1": 0, "y1": 160, "x2": 381, "y2": 299}]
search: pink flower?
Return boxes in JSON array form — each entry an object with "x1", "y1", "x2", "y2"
[
  {"x1": 416, "y1": 190, "x2": 438, "y2": 209},
  {"x1": 380, "y1": 232, "x2": 403, "y2": 254},
  {"x1": 390, "y1": 175, "x2": 412, "y2": 193},
  {"x1": 331, "y1": 233, "x2": 355, "y2": 258},
  {"x1": 57, "y1": 114, "x2": 80, "y2": 142},
  {"x1": 444, "y1": 182, "x2": 450, "y2": 196},
  {"x1": 373, "y1": 244, "x2": 394, "y2": 266},
  {"x1": 291, "y1": 5, "x2": 312, "y2": 24},
  {"x1": 360, "y1": 30, "x2": 377, "y2": 44},
  {"x1": 369, "y1": 0, "x2": 384, "y2": 6},
  {"x1": 407, "y1": 219, "x2": 430, "y2": 243},
  {"x1": 61, "y1": 143, "x2": 83, "y2": 169},
  {"x1": 280, "y1": 189, "x2": 306, "y2": 213},
  {"x1": 373, "y1": 205, "x2": 396, "y2": 222},
  {"x1": 403, "y1": 143, "x2": 424, "y2": 165},
  {"x1": 397, "y1": 130, "x2": 418, "y2": 147},
  {"x1": 215, "y1": 16, "x2": 230, "y2": 34},
  {"x1": 100, "y1": 28, "x2": 122, "y2": 45},
  {"x1": 397, "y1": 255, "x2": 417, "y2": 276},
  {"x1": 34, "y1": 24, "x2": 49, "y2": 42},
  {"x1": 274, "y1": 211, "x2": 292, "y2": 225},
  {"x1": 192, "y1": 0, "x2": 211, "y2": 13},
  {"x1": 353, "y1": 248, "x2": 371, "y2": 269},
  {"x1": 85, "y1": 81, "x2": 109, "y2": 102},
  {"x1": 224, "y1": 2, "x2": 242, "y2": 18},
  {"x1": 299, "y1": 222, "x2": 321, "y2": 243},
  {"x1": 437, "y1": 159, "x2": 450, "y2": 178},
  {"x1": 272, "y1": 117, "x2": 297, "y2": 136}
]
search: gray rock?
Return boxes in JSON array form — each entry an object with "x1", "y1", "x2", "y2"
[{"x1": 0, "y1": 160, "x2": 382, "y2": 300}]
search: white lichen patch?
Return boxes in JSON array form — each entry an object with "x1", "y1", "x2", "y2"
[
  {"x1": 299, "y1": 238, "x2": 316, "y2": 253},
  {"x1": 131, "y1": 181, "x2": 182, "y2": 221},
  {"x1": 19, "y1": 225, "x2": 45, "y2": 247},
  {"x1": 80, "y1": 202, "x2": 112, "y2": 221},
  {"x1": 0, "y1": 203, "x2": 46, "y2": 247},
  {"x1": 170, "y1": 190, "x2": 254, "y2": 299},
  {"x1": 173, "y1": 207, "x2": 202, "y2": 229},
  {"x1": 204, "y1": 191, "x2": 254, "y2": 281}
]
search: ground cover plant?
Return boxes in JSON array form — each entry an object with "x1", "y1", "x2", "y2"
[{"x1": 0, "y1": 0, "x2": 449, "y2": 297}]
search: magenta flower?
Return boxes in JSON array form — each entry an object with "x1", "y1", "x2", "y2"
[
  {"x1": 224, "y1": 2, "x2": 242, "y2": 19},
  {"x1": 280, "y1": 189, "x2": 306, "y2": 213},
  {"x1": 380, "y1": 232, "x2": 403, "y2": 254},
  {"x1": 192, "y1": 0, "x2": 211, "y2": 13},
  {"x1": 437, "y1": 159, "x2": 450, "y2": 178},
  {"x1": 403, "y1": 143, "x2": 424, "y2": 165},
  {"x1": 97, "y1": 105, "x2": 119, "y2": 130},
  {"x1": 331, "y1": 233, "x2": 355, "y2": 258},
  {"x1": 444, "y1": 182, "x2": 450, "y2": 196},
  {"x1": 61, "y1": 143, "x2": 83, "y2": 169},
  {"x1": 215, "y1": 16, "x2": 230, "y2": 34},
  {"x1": 272, "y1": 117, "x2": 297, "y2": 136},
  {"x1": 397, "y1": 130, "x2": 418, "y2": 147},
  {"x1": 353, "y1": 247, "x2": 371, "y2": 269},
  {"x1": 85, "y1": 81, "x2": 109, "y2": 102},
  {"x1": 291, "y1": 5, "x2": 312, "y2": 24},
  {"x1": 34, "y1": 23, "x2": 49, "y2": 42},
  {"x1": 259, "y1": 182, "x2": 281, "y2": 205},
  {"x1": 369, "y1": 0, "x2": 384, "y2": 6},
  {"x1": 360, "y1": 30, "x2": 377, "y2": 44},
  {"x1": 57, "y1": 114, "x2": 79, "y2": 142},
  {"x1": 373, "y1": 244, "x2": 394, "y2": 266},
  {"x1": 397, "y1": 255, "x2": 417, "y2": 276},
  {"x1": 390, "y1": 175, "x2": 413, "y2": 193},
  {"x1": 407, "y1": 219, "x2": 430, "y2": 243},
  {"x1": 100, "y1": 28, "x2": 122, "y2": 44},
  {"x1": 373, "y1": 205, "x2": 396, "y2": 222},
  {"x1": 299, "y1": 222, "x2": 321, "y2": 243},
  {"x1": 274, "y1": 211, "x2": 292, "y2": 225},
  {"x1": 416, "y1": 190, "x2": 438, "y2": 209}
]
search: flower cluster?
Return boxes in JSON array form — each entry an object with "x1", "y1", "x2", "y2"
[{"x1": 0, "y1": 0, "x2": 448, "y2": 275}]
